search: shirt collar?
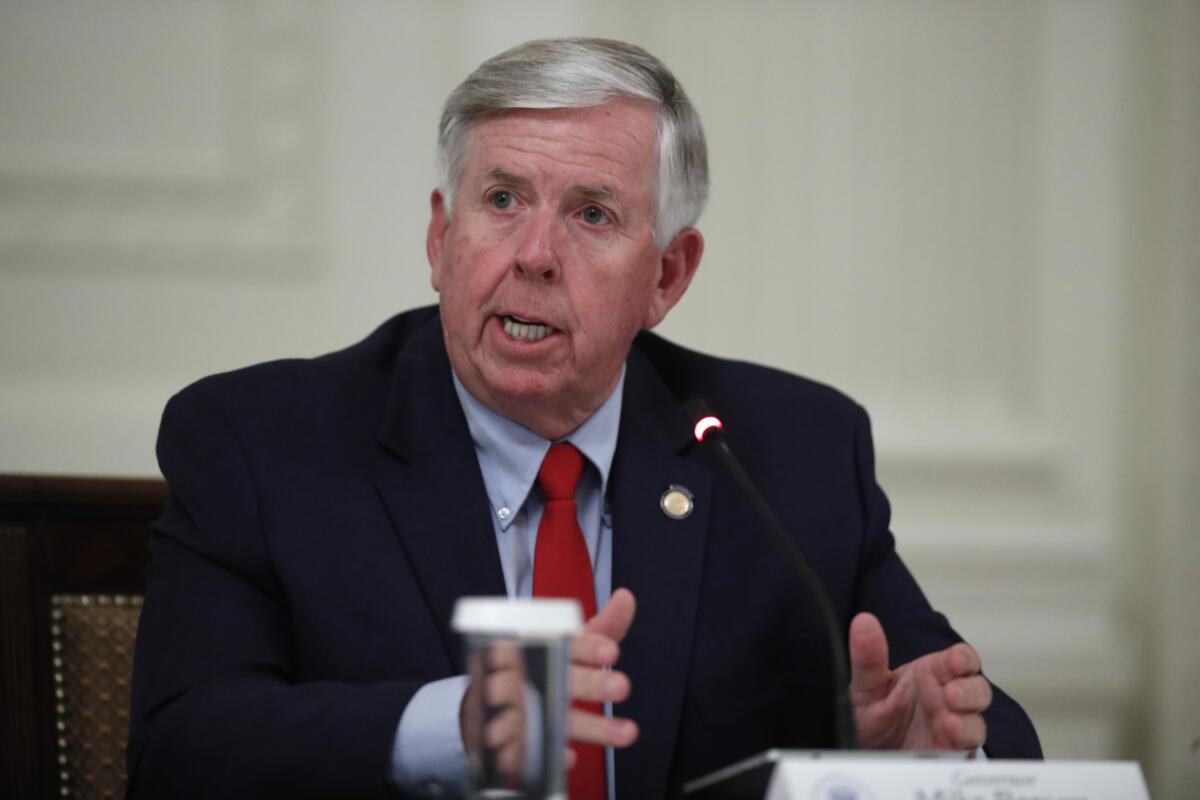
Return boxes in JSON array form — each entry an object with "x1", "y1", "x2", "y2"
[{"x1": 451, "y1": 368, "x2": 625, "y2": 531}]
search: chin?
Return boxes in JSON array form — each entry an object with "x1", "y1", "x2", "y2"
[{"x1": 482, "y1": 368, "x2": 563, "y2": 403}]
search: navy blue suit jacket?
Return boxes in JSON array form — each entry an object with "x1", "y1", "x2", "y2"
[{"x1": 128, "y1": 306, "x2": 1040, "y2": 798}]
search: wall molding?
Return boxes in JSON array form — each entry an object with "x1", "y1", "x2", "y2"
[{"x1": 0, "y1": 0, "x2": 320, "y2": 270}]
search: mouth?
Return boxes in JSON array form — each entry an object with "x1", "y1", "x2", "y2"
[{"x1": 499, "y1": 313, "x2": 556, "y2": 343}]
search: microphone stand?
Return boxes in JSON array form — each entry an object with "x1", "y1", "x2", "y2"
[{"x1": 686, "y1": 399, "x2": 858, "y2": 751}]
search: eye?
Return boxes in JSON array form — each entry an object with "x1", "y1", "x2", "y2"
[
  {"x1": 489, "y1": 190, "x2": 515, "y2": 210},
  {"x1": 580, "y1": 204, "x2": 611, "y2": 225}
]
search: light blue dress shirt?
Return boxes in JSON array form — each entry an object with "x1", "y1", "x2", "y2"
[{"x1": 390, "y1": 368, "x2": 624, "y2": 794}]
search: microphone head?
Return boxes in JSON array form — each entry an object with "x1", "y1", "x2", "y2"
[{"x1": 685, "y1": 398, "x2": 723, "y2": 442}]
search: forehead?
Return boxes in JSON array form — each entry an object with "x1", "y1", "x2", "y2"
[{"x1": 463, "y1": 100, "x2": 659, "y2": 199}]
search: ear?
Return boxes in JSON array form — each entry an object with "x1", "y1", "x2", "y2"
[
  {"x1": 427, "y1": 189, "x2": 450, "y2": 291},
  {"x1": 642, "y1": 227, "x2": 704, "y2": 329}
]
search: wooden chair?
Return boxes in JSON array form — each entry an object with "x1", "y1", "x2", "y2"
[{"x1": 0, "y1": 475, "x2": 165, "y2": 800}]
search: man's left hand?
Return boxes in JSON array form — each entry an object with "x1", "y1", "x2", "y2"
[{"x1": 848, "y1": 612, "x2": 992, "y2": 752}]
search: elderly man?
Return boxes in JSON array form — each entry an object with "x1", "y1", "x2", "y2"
[{"x1": 128, "y1": 38, "x2": 1040, "y2": 799}]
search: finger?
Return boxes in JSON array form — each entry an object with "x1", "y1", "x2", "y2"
[
  {"x1": 938, "y1": 711, "x2": 987, "y2": 751},
  {"x1": 585, "y1": 588, "x2": 636, "y2": 643},
  {"x1": 848, "y1": 612, "x2": 892, "y2": 703},
  {"x1": 568, "y1": 707, "x2": 639, "y2": 748},
  {"x1": 571, "y1": 630, "x2": 620, "y2": 668},
  {"x1": 484, "y1": 668, "x2": 525, "y2": 708},
  {"x1": 930, "y1": 642, "x2": 982, "y2": 684},
  {"x1": 484, "y1": 707, "x2": 526, "y2": 749},
  {"x1": 945, "y1": 675, "x2": 992, "y2": 714},
  {"x1": 496, "y1": 741, "x2": 525, "y2": 783},
  {"x1": 569, "y1": 665, "x2": 631, "y2": 704},
  {"x1": 487, "y1": 641, "x2": 524, "y2": 670}
]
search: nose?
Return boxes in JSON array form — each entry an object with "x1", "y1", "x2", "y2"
[{"x1": 513, "y1": 211, "x2": 560, "y2": 282}]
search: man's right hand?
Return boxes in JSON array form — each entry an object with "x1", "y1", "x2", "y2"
[
  {"x1": 460, "y1": 589, "x2": 639, "y2": 772},
  {"x1": 567, "y1": 587, "x2": 639, "y2": 750}
]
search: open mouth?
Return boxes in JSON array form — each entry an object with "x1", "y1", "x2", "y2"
[{"x1": 501, "y1": 314, "x2": 555, "y2": 343}]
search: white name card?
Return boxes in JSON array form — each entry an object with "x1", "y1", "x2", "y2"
[{"x1": 765, "y1": 758, "x2": 1150, "y2": 800}]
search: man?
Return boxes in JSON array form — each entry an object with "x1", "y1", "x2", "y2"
[{"x1": 128, "y1": 38, "x2": 1040, "y2": 799}]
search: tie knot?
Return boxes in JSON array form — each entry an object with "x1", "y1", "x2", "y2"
[{"x1": 537, "y1": 442, "x2": 584, "y2": 501}]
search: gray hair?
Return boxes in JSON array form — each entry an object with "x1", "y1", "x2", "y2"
[{"x1": 437, "y1": 37, "x2": 708, "y2": 247}]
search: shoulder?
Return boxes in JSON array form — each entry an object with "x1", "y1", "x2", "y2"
[
  {"x1": 169, "y1": 307, "x2": 436, "y2": 407},
  {"x1": 160, "y1": 306, "x2": 440, "y2": 444}
]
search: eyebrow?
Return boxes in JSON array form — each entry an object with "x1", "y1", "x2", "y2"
[
  {"x1": 575, "y1": 184, "x2": 617, "y2": 203},
  {"x1": 485, "y1": 168, "x2": 621, "y2": 206},
  {"x1": 486, "y1": 168, "x2": 534, "y2": 192}
]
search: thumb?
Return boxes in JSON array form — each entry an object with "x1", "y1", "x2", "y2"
[
  {"x1": 848, "y1": 612, "x2": 891, "y2": 704},
  {"x1": 586, "y1": 588, "x2": 636, "y2": 644}
]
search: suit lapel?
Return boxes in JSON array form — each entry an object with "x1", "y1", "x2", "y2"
[
  {"x1": 612, "y1": 344, "x2": 712, "y2": 799},
  {"x1": 374, "y1": 316, "x2": 506, "y2": 671}
]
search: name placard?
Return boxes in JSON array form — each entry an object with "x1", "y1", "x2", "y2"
[{"x1": 765, "y1": 758, "x2": 1149, "y2": 800}]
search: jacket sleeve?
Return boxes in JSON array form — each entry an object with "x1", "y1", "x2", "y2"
[
  {"x1": 127, "y1": 384, "x2": 424, "y2": 798},
  {"x1": 848, "y1": 404, "x2": 1043, "y2": 759}
]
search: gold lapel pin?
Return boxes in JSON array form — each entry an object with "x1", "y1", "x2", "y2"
[{"x1": 660, "y1": 484, "x2": 694, "y2": 520}]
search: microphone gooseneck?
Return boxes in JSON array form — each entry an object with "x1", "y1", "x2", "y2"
[{"x1": 685, "y1": 398, "x2": 859, "y2": 751}]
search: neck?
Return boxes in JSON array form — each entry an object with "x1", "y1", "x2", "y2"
[
  {"x1": 450, "y1": 371, "x2": 624, "y2": 442},
  {"x1": 474, "y1": 389, "x2": 606, "y2": 442}
]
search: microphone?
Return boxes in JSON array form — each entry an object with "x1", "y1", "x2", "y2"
[{"x1": 685, "y1": 399, "x2": 859, "y2": 750}]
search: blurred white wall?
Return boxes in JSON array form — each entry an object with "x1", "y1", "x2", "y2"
[{"x1": 1, "y1": 1, "x2": 1196, "y2": 795}]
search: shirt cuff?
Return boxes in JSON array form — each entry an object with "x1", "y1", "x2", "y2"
[{"x1": 391, "y1": 675, "x2": 470, "y2": 794}]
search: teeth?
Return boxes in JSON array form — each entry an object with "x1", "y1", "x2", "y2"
[{"x1": 503, "y1": 316, "x2": 553, "y2": 342}]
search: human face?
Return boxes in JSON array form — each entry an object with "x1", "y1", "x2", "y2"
[{"x1": 427, "y1": 100, "x2": 702, "y2": 439}]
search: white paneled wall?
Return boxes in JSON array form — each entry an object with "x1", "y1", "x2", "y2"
[{"x1": 1, "y1": 1, "x2": 1195, "y2": 795}]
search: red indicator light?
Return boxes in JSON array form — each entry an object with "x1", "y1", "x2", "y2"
[{"x1": 694, "y1": 415, "x2": 723, "y2": 442}]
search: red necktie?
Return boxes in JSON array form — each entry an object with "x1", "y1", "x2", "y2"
[{"x1": 532, "y1": 442, "x2": 606, "y2": 800}]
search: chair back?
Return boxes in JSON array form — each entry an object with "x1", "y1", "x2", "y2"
[{"x1": 0, "y1": 475, "x2": 164, "y2": 800}]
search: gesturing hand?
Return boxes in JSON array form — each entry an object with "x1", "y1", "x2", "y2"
[
  {"x1": 459, "y1": 589, "x2": 639, "y2": 784},
  {"x1": 469, "y1": 641, "x2": 531, "y2": 784},
  {"x1": 849, "y1": 612, "x2": 992, "y2": 752},
  {"x1": 567, "y1": 587, "x2": 639, "y2": 750}
]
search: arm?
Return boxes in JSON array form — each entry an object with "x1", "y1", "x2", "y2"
[
  {"x1": 847, "y1": 405, "x2": 1042, "y2": 758},
  {"x1": 128, "y1": 386, "x2": 423, "y2": 798}
]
